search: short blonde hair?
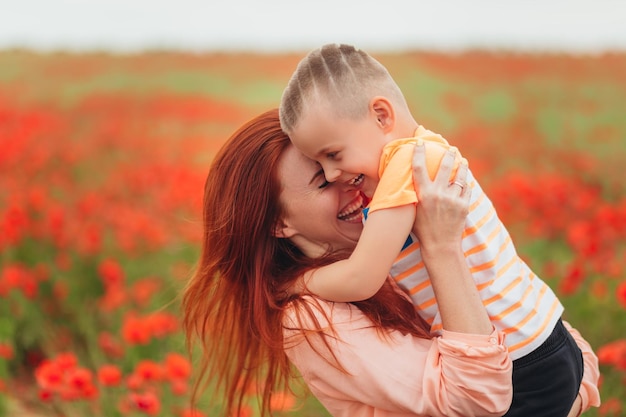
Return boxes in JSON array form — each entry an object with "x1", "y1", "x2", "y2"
[{"x1": 279, "y1": 43, "x2": 406, "y2": 134}]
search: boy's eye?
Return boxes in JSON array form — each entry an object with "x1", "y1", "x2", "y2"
[
  {"x1": 318, "y1": 180, "x2": 330, "y2": 189},
  {"x1": 326, "y1": 152, "x2": 338, "y2": 160}
]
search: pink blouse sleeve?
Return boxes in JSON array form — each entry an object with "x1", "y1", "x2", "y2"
[
  {"x1": 562, "y1": 320, "x2": 601, "y2": 414},
  {"x1": 283, "y1": 299, "x2": 512, "y2": 417}
]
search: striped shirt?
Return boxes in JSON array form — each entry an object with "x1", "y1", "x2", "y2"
[{"x1": 370, "y1": 127, "x2": 563, "y2": 360}]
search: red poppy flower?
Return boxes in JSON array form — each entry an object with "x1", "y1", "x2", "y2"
[
  {"x1": 164, "y1": 353, "x2": 191, "y2": 380},
  {"x1": 128, "y1": 391, "x2": 161, "y2": 416},
  {"x1": 97, "y1": 364, "x2": 122, "y2": 387},
  {"x1": 0, "y1": 343, "x2": 13, "y2": 360}
]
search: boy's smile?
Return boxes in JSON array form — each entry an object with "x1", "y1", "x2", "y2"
[{"x1": 347, "y1": 173, "x2": 364, "y2": 187}]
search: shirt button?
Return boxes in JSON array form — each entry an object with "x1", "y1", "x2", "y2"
[{"x1": 489, "y1": 337, "x2": 497, "y2": 344}]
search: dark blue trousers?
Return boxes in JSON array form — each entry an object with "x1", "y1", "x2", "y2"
[{"x1": 503, "y1": 319, "x2": 584, "y2": 417}]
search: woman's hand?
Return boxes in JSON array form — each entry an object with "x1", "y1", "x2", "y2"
[
  {"x1": 411, "y1": 141, "x2": 492, "y2": 335},
  {"x1": 566, "y1": 395, "x2": 582, "y2": 417},
  {"x1": 411, "y1": 142, "x2": 470, "y2": 253}
]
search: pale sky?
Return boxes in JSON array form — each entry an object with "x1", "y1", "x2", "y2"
[{"x1": 1, "y1": 0, "x2": 625, "y2": 52}]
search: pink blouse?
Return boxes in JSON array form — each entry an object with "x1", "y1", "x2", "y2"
[
  {"x1": 562, "y1": 321, "x2": 602, "y2": 415},
  {"x1": 283, "y1": 298, "x2": 513, "y2": 417}
]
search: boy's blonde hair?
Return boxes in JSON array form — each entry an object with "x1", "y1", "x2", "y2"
[{"x1": 279, "y1": 43, "x2": 407, "y2": 135}]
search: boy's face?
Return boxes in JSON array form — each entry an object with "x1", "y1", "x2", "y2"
[{"x1": 288, "y1": 102, "x2": 388, "y2": 198}]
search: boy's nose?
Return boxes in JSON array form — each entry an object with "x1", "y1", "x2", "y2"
[{"x1": 324, "y1": 168, "x2": 342, "y2": 183}]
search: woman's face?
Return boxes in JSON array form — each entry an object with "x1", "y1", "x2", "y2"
[{"x1": 276, "y1": 144, "x2": 364, "y2": 258}]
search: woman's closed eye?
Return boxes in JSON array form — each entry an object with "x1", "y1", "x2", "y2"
[{"x1": 310, "y1": 168, "x2": 330, "y2": 189}]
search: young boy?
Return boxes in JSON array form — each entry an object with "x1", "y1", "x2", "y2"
[{"x1": 279, "y1": 43, "x2": 600, "y2": 417}]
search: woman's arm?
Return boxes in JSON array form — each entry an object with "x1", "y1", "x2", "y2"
[
  {"x1": 562, "y1": 320, "x2": 601, "y2": 415},
  {"x1": 411, "y1": 143, "x2": 493, "y2": 335},
  {"x1": 284, "y1": 299, "x2": 512, "y2": 417}
]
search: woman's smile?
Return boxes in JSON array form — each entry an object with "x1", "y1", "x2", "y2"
[{"x1": 338, "y1": 194, "x2": 364, "y2": 223}]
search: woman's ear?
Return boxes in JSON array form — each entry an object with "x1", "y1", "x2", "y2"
[
  {"x1": 272, "y1": 219, "x2": 296, "y2": 238},
  {"x1": 370, "y1": 97, "x2": 395, "y2": 132}
]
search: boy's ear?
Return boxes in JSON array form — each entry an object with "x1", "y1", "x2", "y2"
[
  {"x1": 370, "y1": 97, "x2": 395, "y2": 132},
  {"x1": 272, "y1": 219, "x2": 295, "y2": 238}
]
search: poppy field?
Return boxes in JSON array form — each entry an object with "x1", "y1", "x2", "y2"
[{"x1": 0, "y1": 49, "x2": 625, "y2": 416}]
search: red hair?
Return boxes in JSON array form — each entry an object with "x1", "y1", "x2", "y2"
[{"x1": 182, "y1": 108, "x2": 430, "y2": 416}]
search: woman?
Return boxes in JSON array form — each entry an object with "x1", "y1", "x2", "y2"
[{"x1": 182, "y1": 109, "x2": 596, "y2": 416}]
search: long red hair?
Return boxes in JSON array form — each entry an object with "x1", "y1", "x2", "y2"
[{"x1": 182, "y1": 108, "x2": 430, "y2": 416}]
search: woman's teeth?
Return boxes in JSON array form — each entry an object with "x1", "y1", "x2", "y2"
[
  {"x1": 338, "y1": 195, "x2": 364, "y2": 221},
  {"x1": 348, "y1": 174, "x2": 364, "y2": 186}
]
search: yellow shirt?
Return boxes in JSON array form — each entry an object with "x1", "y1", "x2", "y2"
[{"x1": 368, "y1": 125, "x2": 461, "y2": 213}]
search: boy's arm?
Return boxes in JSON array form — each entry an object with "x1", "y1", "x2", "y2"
[
  {"x1": 301, "y1": 138, "x2": 461, "y2": 303},
  {"x1": 303, "y1": 203, "x2": 415, "y2": 302}
]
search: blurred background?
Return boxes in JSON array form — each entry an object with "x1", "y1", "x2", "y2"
[{"x1": 1, "y1": 1, "x2": 625, "y2": 416}]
